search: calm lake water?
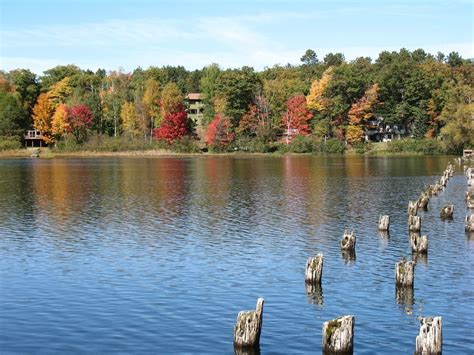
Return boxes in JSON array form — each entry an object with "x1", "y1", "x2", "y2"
[{"x1": 0, "y1": 155, "x2": 473, "y2": 354}]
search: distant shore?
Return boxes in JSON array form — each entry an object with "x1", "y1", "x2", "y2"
[{"x1": 0, "y1": 147, "x2": 456, "y2": 159}]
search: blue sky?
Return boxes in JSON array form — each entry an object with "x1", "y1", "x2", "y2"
[{"x1": 1, "y1": 0, "x2": 472, "y2": 74}]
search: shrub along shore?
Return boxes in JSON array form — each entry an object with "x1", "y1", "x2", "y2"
[{"x1": 0, "y1": 136, "x2": 454, "y2": 158}]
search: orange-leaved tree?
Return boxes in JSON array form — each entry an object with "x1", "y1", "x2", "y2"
[
  {"x1": 51, "y1": 103, "x2": 69, "y2": 139},
  {"x1": 347, "y1": 83, "x2": 379, "y2": 144},
  {"x1": 32, "y1": 93, "x2": 55, "y2": 144}
]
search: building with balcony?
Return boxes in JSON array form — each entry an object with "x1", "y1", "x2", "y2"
[
  {"x1": 185, "y1": 93, "x2": 204, "y2": 126},
  {"x1": 365, "y1": 117, "x2": 406, "y2": 142},
  {"x1": 24, "y1": 130, "x2": 48, "y2": 147}
]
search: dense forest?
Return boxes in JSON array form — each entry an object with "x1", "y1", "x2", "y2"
[{"x1": 0, "y1": 48, "x2": 472, "y2": 153}]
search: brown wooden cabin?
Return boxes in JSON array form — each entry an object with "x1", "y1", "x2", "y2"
[{"x1": 24, "y1": 130, "x2": 48, "y2": 147}]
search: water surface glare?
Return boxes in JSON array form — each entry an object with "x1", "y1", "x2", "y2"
[{"x1": 0, "y1": 156, "x2": 473, "y2": 354}]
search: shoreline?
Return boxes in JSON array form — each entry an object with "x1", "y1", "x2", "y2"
[{"x1": 0, "y1": 148, "x2": 457, "y2": 159}]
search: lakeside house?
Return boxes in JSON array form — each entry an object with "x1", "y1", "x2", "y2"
[
  {"x1": 185, "y1": 93, "x2": 205, "y2": 139},
  {"x1": 185, "y1": 93, "x2": 204, "y2": 126},
  {"x1": 365, "y1": 117, "x2": 406, "y2": 142},
  {"x1": 24, "y1": 130, "x2": 47, "y2": 147}
]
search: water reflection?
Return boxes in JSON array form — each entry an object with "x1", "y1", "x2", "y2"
[
  {"x1": 378, "y1": 231, "x2": 390, "y2": 248},
  {"x1": 234, "y1": 346, "x2": 260, "y2": 355},
  {"x1": 341, "y1": 250, "x2": 356, "y2": 264},
  {"x1": 412, "y1": 252, "x2": 428, "y2": 265},
  {"x1": 305, "y1": 282, "x2": 324, "y2": 306},
  {"x1": 467, "y1": 231, "x2": 474, "y2": 242},
  {"x1": 396, "y1": 286, "x2": 414, "y2": 315}
]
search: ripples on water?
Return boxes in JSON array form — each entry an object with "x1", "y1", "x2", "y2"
[{"x1": 0, "y1": 156, "x2": 473, "y2": 354}]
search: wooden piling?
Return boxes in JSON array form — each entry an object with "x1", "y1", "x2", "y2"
[
  {"x1": 322, "y1": 315, "x2": 354, "y2": 354},
  {"x1": 410, "y1": 233, "x2": 428, "y2": 254},
  {"x1": 417, "y1": 194, "x2": 429, "y2": 210},
  {"x1": 340, "y1": 230, "x2": 356, "y2": 251},
  {"x1": 440, "y1": 204, "x2": 454, "y2": 219},
  {"x1": 465, "y1": 214, "x2": 474, "y2": 232},
  {"x1": 408, "y1": 215, "x2": 421, "y2": 232},
  {"x1": 396, "y1": 259, "x2": 415, "y2": 287},
  {"x1": 378, "y1": 215, "x2": 390, "y2": 231},
  {"x1": 305, "y1": 253, "x2": 324, "y2": 284},
  {"x1": 233, "y1": 298, "x2": 264, "y2": 349},
  {"x1": 408, "y1": 201, "x2": 418, "y2": 216},
  {"x1": 466, "y1": 190, "x2": 474, "y2": 208},
  {"x1": 415, "y1": 317, "x2": 442, "y2": 355}
]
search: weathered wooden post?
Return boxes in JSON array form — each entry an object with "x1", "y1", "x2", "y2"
[
  {"x1": 465, "y1": 214, "x2": 474, "y2": 232},
  {"x1": 233, "y1": 298, "x2": 264, "y2": 349},
  {"x1": 305, "y1": 253, "x2": 323, "y2": 284},
  {"x1": 466, "y1": 190, "x2": 474, "y2": 208},
  {"x1": 378, "y1": 215, "x2": 390, "y2": 231},
  {"x1": 415, "y1": 317, "x2": 442, "y2": 355},
  {"x1": 396, "y1": 258, "x2": 415, "y2": 287},
  {"x1": 322, "y1": 315, "x2": 354, "y2": 354},
  {"x1": 417, "y1": 194, "x2": 429, "y2": 210},
  {"x1": 410, "y1": 233, "x2": 428, "y2": 254},
  {"x1": 440, "y1": 204, "x2": 454, "y2": 219},
  {"x1": 340, "y1": 230, "x2": 356, "y2": 251},
  {"x1": 408, "y1": 215, "x2": 421, "y2": 232},
  {"x1": 408, "y1": 201, "x2": 418, "y2": 216}
]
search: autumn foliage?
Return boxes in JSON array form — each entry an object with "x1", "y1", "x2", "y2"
[
  {"x1": 205, "y1": 113, "x2": 235, "y2": 149},
  {"x1": 153, "y1": 106, "x2": 189, "y2": 143},
  {"x1": 306, "y1": 67, "x2": 333, "y2": 112},
  {"x1": 32, "y1": 93, "x2": 55, "y2": 143},
  {"x1": 282, "y1": 95, "x2": 313, "y2": 144},
  {"x1": 348, "y1": 84, "x2": 380, "y2": 125},
  {"x1": 67, "y1": 104, "x2": 93, "y2": 143}
]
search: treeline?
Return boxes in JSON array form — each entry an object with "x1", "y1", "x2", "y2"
[{"x1": 0, "y1": 48, "x2": 472, "y2": 153}]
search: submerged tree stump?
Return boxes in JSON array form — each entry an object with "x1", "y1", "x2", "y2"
[
  {"x1": 440, "y1": 204, "x2": 454, "y2": 219},
  {"x1": 378, "y1": 215, "x2": 390, "y2": 231},
  {"x1": 396, "y1": 259, "x2": 415, "y2": 287},
  {"x1": 340, "y1": 230, "x2": 356, "y2": 251},
  {"x1": 408, "y1": 201, "x2": 418, "y2": 216},
  {"x1": 233, "y1": 298, "x2": 264, "y2": 348},
  {"x1": 410, "y1": 233, "x2": 428, "y2": 254},
  {"x1": 465, "y1": 214, "x2": 474, "y2": 232},
  {"x1": 408, "y1": 215, "x2": 421, "y2": 232},
  {"x1": 322, "y1": 315, "x2": 354, "y2": 354},
  {"x1": 415, "y1": 317, "x2": 442, "y2": 355},
  {"x1": 305, "y1": 253, "x2": 324, "y2": 284}
]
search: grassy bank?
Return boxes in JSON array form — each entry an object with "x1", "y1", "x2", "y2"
[{"x1": 0, "y1": 136, "x2": 462, "y2": 158}]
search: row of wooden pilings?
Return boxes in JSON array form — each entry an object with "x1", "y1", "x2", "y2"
[{"x1": 233, "y1": 161, "x2": 472, "y2": 354}]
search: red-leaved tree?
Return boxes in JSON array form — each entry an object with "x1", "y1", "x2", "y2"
[
  {"x1": 153, "y1": 105, "x2": 189, "y2": 143},
  {"x1": 282, "y1": 95, "x2": 313, "y2": 144},
  {"x1": 205, "y1": 113, "x2": 235, "y2": 150},
  {"x1": 67, "y1": 104, "x2": 93, "y2": 143}
]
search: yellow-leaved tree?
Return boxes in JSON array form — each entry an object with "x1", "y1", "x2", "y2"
[
  {"x1": 32, "y1": 93, "x2": 55, "y2": 144},
  {"x1": 120, "y1": 101, "x2": 139, "y2": 137},
  {"x1": 142, "y1": 78, "x2": 161, "y2": 136},
  {"x1": 48, "y1": 77, "x2": 73, "y2": 105},
  {"x1": 306, "y1": 67, "x2": 333, "y2": 112}
]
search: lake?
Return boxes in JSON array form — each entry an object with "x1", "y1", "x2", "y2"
[{"x1": 0, "y1": 155, "x2": 473, "y2": 354}]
